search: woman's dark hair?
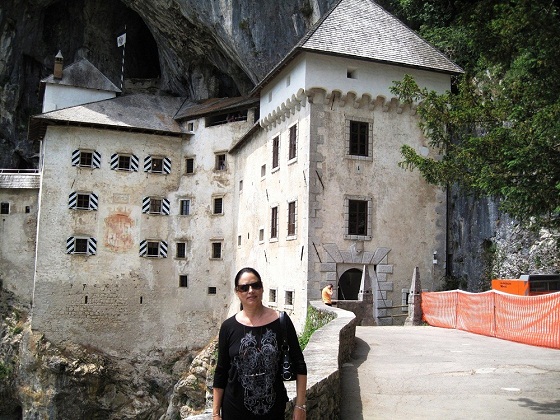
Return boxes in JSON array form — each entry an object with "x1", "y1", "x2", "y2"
[{"x1": 234, "y1": 267, "x2": 262, "y2": 288}]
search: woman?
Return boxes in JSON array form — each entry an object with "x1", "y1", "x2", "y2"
[{"x1": 212, "y1": 267, "x2": 307, "y2": 420}]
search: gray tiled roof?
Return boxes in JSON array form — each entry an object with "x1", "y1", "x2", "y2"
[
  {"x1": 42, "y1": 58, "x2": 121, "y2": 93},
  {"x1": 0, "y1": 174, "x2": 40, "y2": 189},
  {"x1": 299, "y1": 0, "x2": 463, "y2": 73},
  {"x1": 32, "y1": 94, "x2": 186, "y2": 136},
  {"x1": 254, "y1": 0, "x2": 463, "y2": 92}
]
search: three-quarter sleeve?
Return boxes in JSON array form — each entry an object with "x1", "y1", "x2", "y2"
[
  {"x1": 285, "y1": 313, "x2": 307, "y2": 375},
  {"x1": 212, "y1": 320, "x2": 232, "y2": 389}
]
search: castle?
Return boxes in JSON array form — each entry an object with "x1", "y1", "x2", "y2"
[{"x1": 0, "y1": 0, "x2": 461, "y2": 355}]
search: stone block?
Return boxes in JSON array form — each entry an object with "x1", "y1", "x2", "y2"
[
  {"x1": 320, "y1": 263, "x2": 336, "y2": 272},
  {"x1": 325, "y1": 271, "x2": 337, "y2": 281},
  {"x1": 377, "y1": 264, "x2": 393, "y2": 274},
  {"x1": 339, "y1": 251, "x2": 352, "y2": 263},
  {"x1": 361, "y1": 252, "x2": 374, "y2": 264},
  {"x1": 371, "y1": 247, "x2": 390, "y2": 264},
  {"x1": 377, "y1": 282, "x2": 393, "y2": 291},
  {"x1": 322, "y1": 243, "x2": 343, "y2": 263}
]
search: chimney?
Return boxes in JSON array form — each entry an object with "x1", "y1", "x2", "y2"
[{"x1": 53, "y1": 50, "x2": 63, "y2": 79}]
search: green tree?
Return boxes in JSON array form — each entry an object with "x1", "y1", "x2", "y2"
[{"x1": 388, "y1": 0, "x2": 560, "y2": 228}]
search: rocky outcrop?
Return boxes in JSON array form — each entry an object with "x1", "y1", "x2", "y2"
[
  {"x1": 0, "y1": 285, "x2": 213, "y2": 419},
  {"x1": 0, "y1": 0, "x2": 331, "y2": 169}
]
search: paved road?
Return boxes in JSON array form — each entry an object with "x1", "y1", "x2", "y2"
[{"x1": 340, "y1": 326, "x2": 560, "y2": 420}]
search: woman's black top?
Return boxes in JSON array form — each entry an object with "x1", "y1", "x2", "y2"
[{"x1": 213, "y1": 312, "x2": 307, "y2": 420}]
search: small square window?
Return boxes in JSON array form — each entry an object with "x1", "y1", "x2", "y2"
[
  {"x1": 187, "y1": 122, "x2": 194, "y2": 132},
  {"x1": 150, "y1": 198, "x2": 162, "y2": 214},
  {"x1": 147, "y1": 241, "x2": 160, "y2": 257},
  {"x1": 118, "y1": 155, "x2": 131, "y2": 170},
  {"x1": 216, "y1": 154, "x2": 226, "y2": 171},
  {"x1": 208, "y1": 286, "x2": 217, "y2": 295},
  {"x1": 185, "y1": 158, "x2": 194, "y2": 174},
  {"x1": 285, "y1": 290, "x2": 294, "y2": 306},
  {"x1": 25, "y1": 206, "x2": 30, "y2": 214},
  {"x1": 213, "y1": 197, "x2": 223, "y2": 215},
  {"x1": 74, "y1": 238, "x2": 88, "y2": 254},
  {"x1": 347, "y1": 68, "x2": 357, "y2": 79},
  {"x1": 269, "y1": 289, "x2": 277, "y2": 303},
  {"x1": 176, "y1": 242, "x2": 187, "y2": 258},
  {"x1": 179, "y1": 275, "x2": 188, "y2": 288},
  {"x1": 76, "y1": 194, "x2": 91, "y2": 209},
  {"x1": 151, "y1": 158, "x2": 163, "y2": 173},
  {"x1": 211, "y1": 242, "x2": 222, "y2": 259},
  {"x1": 180, "y1": 199, "x2": 191, "y2": 215},
  {"x1": 1, "y1": 202, "x2": 10, "y2": 214},
  {"x1": 79, "y1": 151, "x2": 93, "y2": 167},
  {"x1": 261, "y1": 164, "x2": 266, "y2": 177}
]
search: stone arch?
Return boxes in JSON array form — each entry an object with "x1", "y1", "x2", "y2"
[{"x1": 338, "y1": 267, "x2": 362, "y2": 300}]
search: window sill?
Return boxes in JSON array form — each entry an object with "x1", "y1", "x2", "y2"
[
  {"x1": 344, "y1": 234, "x2": 372, "y2": 241},
  {"x1": 345, "y1": 155, "x2": 373, "y2": 162},
  {"x1": 269, "y1": 238, "x2": 278, "y2": 243},
  {"x1": 286, "y1": 235, "x2": 297, "y2": 241}
]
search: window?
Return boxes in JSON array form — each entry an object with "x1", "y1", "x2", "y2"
[
  {"x1": 144, "y1": 156, "x2": 171, "y2": 174},
  {"x1": 66, "y1": 236, "x2": 97, "y2": 255},
  {"x1": 208, "y1": 286, "x2": 217, "y2": 295},
  {"x1": 179, "y1": 275, "x2": 188, "y2": 288},
  {"x1": 348, "y1": 199, "x2": 369, "y2": 236},
  {"x1": 269, "y1": 289, "x2": 277, "y2": 304},
  {"x1": 176, "y1": 242, "x2": 187, "y2": 258},
  {"x1": 72, "y1": 149, "x2": 100, "y2": 168},
  {"x1": 261, "y1": 164, "x2": 266, "y2": 177},
  {"x1": 180, "y1": 199, "x2": 191, "y2": 215},
  {"x1": 286, "y1": 75, "x2": 291, "y2": 87},
  {"x1": 185, "y1": 158, "x2": 194, "y2": 174},
  {"x1": 287, "y1": 201, "x2": 296, "y2": 236},
  {"x1": 1, "y1": 202, "x2": 10, "y2": 214},
  {"x1": 270, "y1": 206, "x2": 278, "y2": 239},
  {"x1": 272, "y1": 136, "x2": 279, "y2": 169},
  {"x1": 211, "y1": 242, "x2": 222, "y2": 259},
  {"x1": 187, "y1": 122, "x2": 194, "y2": 132},
  {"x1": 347, "y1": 68, "x2": 357, "y2": 79},
  {"x1": 111, "y1": 153, "x2": 139, "y2": 171},
  {"x1": 213, "y1": 197, "x2": 223, "y2": 215},
  {"x1": 288, "y1": 124, "x2": 297, "y2": 160},
  {"x1": 237, "y1": 235, "x2": 242, "y2": 246},
  {"x1": 140, "y1": 240, "x2": 168, "y2": 258},
  {"x1": 69, "y1": 192, "x2": 98, "y2": 211},
  {"x1": 239, "y1": 180, "x2": 243, "y2": 192},
  {"x1": 215, "y1": 154, "x2": 226, "y2": 171},
  {"x1": 142, "y1": 197, "x2": 170, "y2": 215},
  {"x1": 259, "y1": 228, "x2": 264, "y2": 242},
  {"x1": 285, "y1": 290, "x2": 294, "y2": 306},
  {"x1": 348, "y1": 120, "x2": 370, "y2": 157}
]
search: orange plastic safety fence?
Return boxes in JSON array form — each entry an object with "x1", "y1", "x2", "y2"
[
  {"x1": 421, "y1": 290, "x2": 560, "y2": 349},
  {"x1": 495, "y1": 292, "x2": 560, "y2": 349},
  {"x1": 421, "y1": 290, "x2": 457, "y2": 329},
  {"x1": 457, "y1": 291, "x2": 495, "y2": 337}
]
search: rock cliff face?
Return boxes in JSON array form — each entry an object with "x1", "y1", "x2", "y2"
[{"x1": 0, "y1": 0, "x2": 333, "y2": 168}]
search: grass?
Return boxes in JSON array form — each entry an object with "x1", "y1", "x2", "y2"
[{"x1": 298, "y1": 306, "x2": 336, "y2": 349}]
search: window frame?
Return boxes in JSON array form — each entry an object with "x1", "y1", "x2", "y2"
[
  {"x1": 179, "y1": 275, "x2": 188, "y2": 288},
  {"x1": 185, "y1": 157, "x2": 195, "y2": 174},
  {"x1": 66, "y1": 236, "x2": 97, "y2": 255},
  {"x1": 215, "y1": 153, "x2": 227, "y2": 171},
  {"x1": 213, "y1": 196, "x2": 224, "y2": 215},
  {"x1": 211, "y1": 241, "x2": 223, "y2": 260},
  {"x1": 272, "y1": 135, "x2": 280, "y2": 170},
  {"x1": 269, "y1": 288, "x2": 277, "y2": 306},
  {"x1": 345, "y1": 196, "x2": 372, "y2": 240},
  {"x1": 288, "y1": 124, "x2": 298, "y2": 161},
  {"x1": 176, "y1": 242, "x2": 187, "y2": 259},
  {"x1": 346, "y1": 119, "x2": 373, "y2": 159},
  {"x1": 1, "y1": 202, "x2": 10, "y2": 214},
  {"x1": 139, "y1": 239, "x2": 168, "y2": 258},
  {"x1": 285, "y1": 290, "x2": 294, "y2": 307},
  {"x1": 179, "y1": 199, "x2": 191, "y2": 216},
  {"x1": 270, "y1": 206, "x2": 278, "y2": 240},
  {"x1": 287, "y1": 200, "x2": 297, "y2": 237}
]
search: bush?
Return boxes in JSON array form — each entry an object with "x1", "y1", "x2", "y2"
[{"x1": 298, "y1": 306, "x2": 336, "y2": 349}]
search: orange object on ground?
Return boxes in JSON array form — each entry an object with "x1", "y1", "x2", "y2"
[
  {"x1": 491, "y1": 279, "x2": 529, "y2": 295},
  {"x1": 422, "y1": 289, "x2": 560, "y2": 349}
]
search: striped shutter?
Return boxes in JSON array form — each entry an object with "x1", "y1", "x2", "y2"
[
  {"x1": 72, "y1": 150, "x2": 80, "y2": 166},
  {"x1": 92, "y1": 151, "x2": 101, "y2": 168},
  {"x1": 139, "y1": 240, "x2": 147, "y2": 257},
  {"x1": 87, "y1": 238, "x2": 97, "y2": 255},
  {"x1": 110, "y1": 153, "x2": 119, "y2": 170},
  {"x1": 66, "y1": 237, "x2": 76, "y2": 253},
  {"x1": 90, "y1": 193, "x2": 99, "y2": 210},
  {"x1": 163, "y1": 157, "x2": 171, "y2": 174},
  {"x1": 142, "y1": 197, "x2": 150, "y2": 214},
  {"x1": 160, "y1": 241, "x2": 168, "y2": 257},
  {"x1": 162, "y1": 198, "x2": 170, "y2": 215},
  {"x1": 130, "y1": 154, "x2": 139, "y2": 171},
  {"x1": 143, "y1": 156, "x2": 152, "y2": 172},
  {"x1": 68, "y1": 192, "x2": 77, "y2": 209}
]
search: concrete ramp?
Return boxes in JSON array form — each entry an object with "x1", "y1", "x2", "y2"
[{"x1": 341, "y1": 326, "x2": 560, "y2": 419}]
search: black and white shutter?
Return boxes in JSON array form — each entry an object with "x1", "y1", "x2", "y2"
[
  {"x1": 163, "y1": 157, "x2": 171, "y2": 174},
  {"x1": 139, "y1": 239, "x2": 148, "y2": 256},
  {"x1": 87, "y1": 238, "x2": 97, "y2": 254},
  {"x1": 143, "y1": 156, "x2": 153, "y2": 172},
  {"x1": 142, "y1": 197, "x2": 151, "y2": 214},
  {"x1": 159, "y1": 240, "x2": 168, "y2": 257},
  {"x1": 110, "y1": 153, "x2": 138, "y2": 171},
  {"x1": 68, "y1": 192, "x2": 98, "y2": 210},
  {"x1": 139, "y1": 240, "x2": 167, "y2": 257},
  {"x1": 92, "y1": 151, "x2": 101, "y2": 168},
  {"x1": 161, "y1": 198, "x2": 170, "y2": 215},
  {"x1": 66, "y1": 237, "x2": 76, "y2": 253},
  {"x1": 72, "y1": 150, "x2": 101, "y2": 168},
  {"x1": 89, "y1": 193, "x2": 99, "y2": 210},
  {"x1": 141, "y1": 197, "x2": 170, "y2": 214},
  {"x1": 66, "y1": 237, "x2": 97, "y2": 255},
  {"x1": 144, "y1": 156, "x2": 171, "y2": 174},
  {"x1": 71, "y1": 150, "x2": 81, "y2": 166}
]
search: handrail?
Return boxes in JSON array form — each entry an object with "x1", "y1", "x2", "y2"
[{"x1": 0, "y1": 169, "x2": 40, "y2": 174}]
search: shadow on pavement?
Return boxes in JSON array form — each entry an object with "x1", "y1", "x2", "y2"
[
  {"x1": 512, "y1": 398, "x2": 560, "y2": 415},
  {"x1": 340, "y1": 337, "x2": 371, "y2": 420}
]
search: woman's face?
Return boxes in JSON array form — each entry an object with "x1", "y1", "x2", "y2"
[{"x1": 236, "y1": 271, "x2": 263, "y2": 306}]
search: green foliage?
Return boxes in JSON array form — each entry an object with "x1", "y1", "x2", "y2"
[
  {"x1": 298, "y1": 306, "x2": 336, "y2": 349},
  {"x1": 0, "y1": 361, "x2": 12, "y2": 380},
  {"x1": 389, "y1": 0, "x2": 560, "y2": 229}
]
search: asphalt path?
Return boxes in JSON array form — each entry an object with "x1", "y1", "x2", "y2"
[{"x1": 340, "y1": 326, "x2": 560, "y2": 420}]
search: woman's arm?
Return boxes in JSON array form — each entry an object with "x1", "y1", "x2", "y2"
[
  {"x1": 293, "y1": 373, "x2": 307, "y2": 420},
  {"x1": 212, "y1": 387, "x2": 224, "y2": 419}
]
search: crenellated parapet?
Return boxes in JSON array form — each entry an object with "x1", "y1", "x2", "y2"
[{"x1": 260, "y1": 88, "x2": 417, "y2": 130}]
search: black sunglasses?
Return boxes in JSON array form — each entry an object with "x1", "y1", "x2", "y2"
[{"x1": 236, "y1": 280, "x2": 263, "y2": 293}]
